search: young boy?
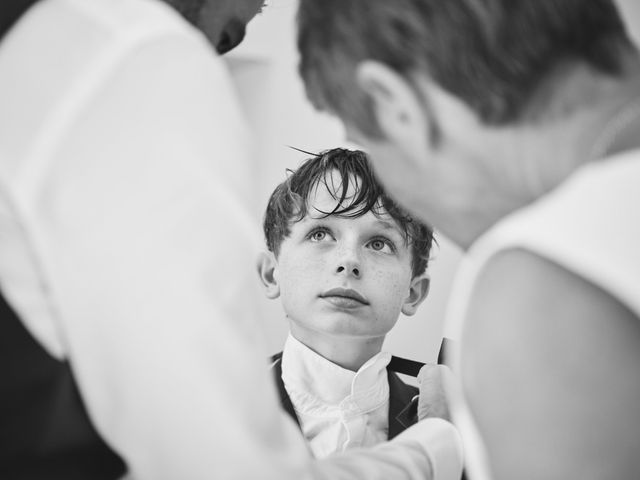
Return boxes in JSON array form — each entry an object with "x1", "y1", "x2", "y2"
[{"x1": 257, "y1": 148, "x2": 434, "y2": 458}]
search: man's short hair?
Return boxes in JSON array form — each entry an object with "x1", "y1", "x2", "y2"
[
  {"x1": 263, "y1": 148, "x2": 434, "y2": 277},
  {"x1": 298, "y1": 0, "x2": 634, "y2": 137}
]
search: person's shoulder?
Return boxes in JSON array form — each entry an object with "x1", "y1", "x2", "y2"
[
  {"x1": 45, "y1": 0, "x2": 198, "y2": 43},
  {"x1": 466, "y1": 248, "x2": 636, "y2": 337},
  {"x1": 478, "y1": 248, "x2": 561, "y2": 293},
  {"x1": 473, "y1": 248, "x2": 601, "y2": 306}
]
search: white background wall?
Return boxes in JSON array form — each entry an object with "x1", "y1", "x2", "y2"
[{"x1": 222, "y1": 0, "x2": 640, "y2": 362}]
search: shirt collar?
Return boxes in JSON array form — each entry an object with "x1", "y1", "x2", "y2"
[{"x1": 281, "y1": 334, "x2": 391, "y2": 413}]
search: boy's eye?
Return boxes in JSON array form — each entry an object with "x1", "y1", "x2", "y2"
[
  {"x1": 308, "y1": 228, "x2": 332, "y2": 242},
  {"x1": 311, "y1": 231, "x2": 326, "y2": 241},
  {"x1": 368, "y1": 238, "x2": 394, "y2": 253}
]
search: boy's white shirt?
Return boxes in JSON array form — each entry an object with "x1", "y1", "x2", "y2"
[
  {"x1": 0, "y1": 0, "x2": 464, "y2": 478},
  {"x1": 282, "y1": 334, "x2": 391, "y2": 458}
]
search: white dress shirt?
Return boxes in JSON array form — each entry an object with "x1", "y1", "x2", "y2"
[
  {"x1": 0, "y1": 0, "x2": 463, "y2": 479},
  {"x1": 282, "y1": 334, "x2": 391, "y2": 458}
]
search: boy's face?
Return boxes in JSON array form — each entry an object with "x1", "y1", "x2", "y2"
[{"x1": 262, "y1": 172, "x2": 428, "y2": 345}]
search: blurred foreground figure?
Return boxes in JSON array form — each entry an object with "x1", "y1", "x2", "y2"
[
  {"x1": 0, "y1": 0, "x2": 461, "y2": 479},
  {"x1": 298, "y1": 0, "x2": 640, "y2": 479}
]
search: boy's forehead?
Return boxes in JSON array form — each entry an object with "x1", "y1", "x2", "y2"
[
  {"x1": 306, "y1": 169, "x2": 368, "y2": 211},
  {"x1": 309, "y1": 176, "x2": 353, "y2": 209},
  {"x1": 304, "y1": 175, "x2": 401, "y2": 230}
]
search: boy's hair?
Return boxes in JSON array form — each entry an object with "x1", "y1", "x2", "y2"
[
  {"x1": 297, "y1": 0, "x2": 634, "y2": 137},
  {"x1": 263, "y1": 148, "x2": 434, "y2": 277}
]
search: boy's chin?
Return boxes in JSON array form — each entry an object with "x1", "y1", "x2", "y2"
[
  {"x1": 288, "y1": 309, "x2": 397, "y2": 340},
  {"x1": 295, "y1": 318, "x2": 390, "y2": 340}
]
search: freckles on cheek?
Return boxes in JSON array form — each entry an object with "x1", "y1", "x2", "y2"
[
  {"x1": 373, "y1": 269, "x2": 403, "y2": 293},
  {"x1": 378, "y1": 267, "x2": 412, "y2": 294},
  {"x1": 284, "y1": 255, "x2": 324, "y2": 284}
]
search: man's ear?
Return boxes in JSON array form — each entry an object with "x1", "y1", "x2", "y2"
[
  {"x1": 401, "y1": 273, "x2": 430, "y2": 316},
  {"x1": 256, "y1": 251, "x2": 280, "y2": 299},
  {"x1": 355, "y1": 61, "x2": 430, "y2": 150}
]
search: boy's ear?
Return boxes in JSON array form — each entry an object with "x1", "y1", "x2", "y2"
[
  {"x1": 355, "y1": 60, "x2": 430, "y2": 152},
  {"x1": 401, "y1": 273, "x2": 430, "y2": 317},
  {"x1": 256, "y1": 251, "x2": 280, "y2": 299}
]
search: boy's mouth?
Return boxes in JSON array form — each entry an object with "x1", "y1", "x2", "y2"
[{"x1": 320, "y1": 288, "x2": 369, "y2": 307}]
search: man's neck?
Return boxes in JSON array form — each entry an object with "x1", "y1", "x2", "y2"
[
  {"x1": 442, "y1": 58, "x2": 640, "y2": 250},
  {"x1": 527, "y1": 57, "x2": 640, "y2": 172}
]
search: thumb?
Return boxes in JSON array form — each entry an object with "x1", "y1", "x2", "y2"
[{"x1": 417, "y1": 364, "x2": 455, "y2": 421}]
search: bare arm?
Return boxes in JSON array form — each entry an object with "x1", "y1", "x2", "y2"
[{"x1": 461, "y1": 249, "x2": 640, "y2": 480}]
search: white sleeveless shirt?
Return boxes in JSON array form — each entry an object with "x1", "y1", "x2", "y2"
[{"x1": 446, "y1": 150, "x2": 640, "y2": 479}]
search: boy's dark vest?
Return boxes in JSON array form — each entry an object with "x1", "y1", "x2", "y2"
[{"x1": 0, "y1": 291, "x2": 126, "y2": 479}]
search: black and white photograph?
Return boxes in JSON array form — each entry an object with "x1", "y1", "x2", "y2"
[{"x1": 1, "y1": 1, "x2": 639, "y2": 479}]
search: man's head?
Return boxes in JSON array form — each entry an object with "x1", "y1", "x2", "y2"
[
  {"x1": 298, "y1": 0, "x2": 633, "y2": 136},
  {"x1": 167, "y1": 0, "x2": 265, "y2": 54},
  {"x1": 257, "y1": 148, "x2": 433, "y2": 354},
  {"x1": 297, "y1": 0, "x2": 636, "y2": 247}
]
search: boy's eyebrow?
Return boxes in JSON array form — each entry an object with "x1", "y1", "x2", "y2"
[
  {"x1": 372, "y1": 218, "x2": 404, "y2": 235},
  {"x1": 302, "y1": 212, "x2": 404, "y2": 236}
]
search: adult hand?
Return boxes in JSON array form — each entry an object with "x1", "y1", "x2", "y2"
[{"x1": 416, "y1": 364, "x2": 455, "y2": 422}]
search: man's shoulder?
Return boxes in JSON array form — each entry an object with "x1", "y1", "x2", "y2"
[
  {"x1": 475, "y1": 247, "x2": 625, "y2": 310},
  {"x1": 51, "y1": 0, "x2": 194, "y2": 38},
  {"x1": 467, "y1": 247, "x2": 638, "y2": 350}
]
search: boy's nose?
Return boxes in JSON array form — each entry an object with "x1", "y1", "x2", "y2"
[
  {"x1": 336, "y1": 261, "x2": 361, "y2": 278},
  {"x1": 335, "y1": 241, "x2": 362, "y2": 278}
]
